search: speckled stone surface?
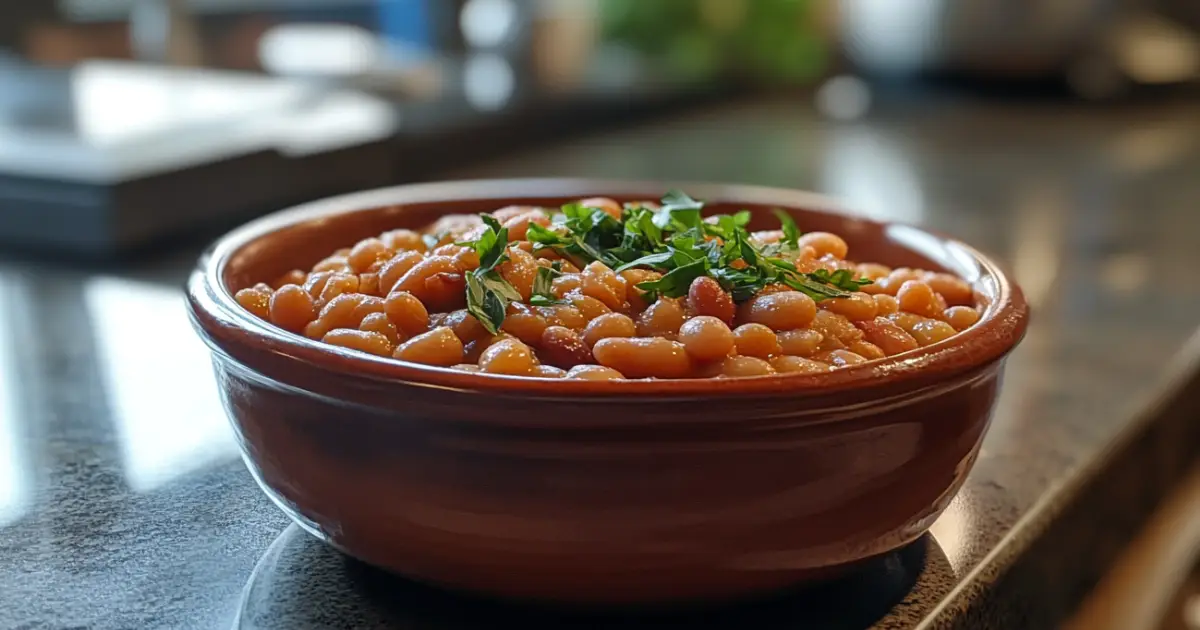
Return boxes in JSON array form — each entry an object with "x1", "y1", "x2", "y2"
[{"x1": 1, "y1": 94, "x2": 1199, "y2": 629}]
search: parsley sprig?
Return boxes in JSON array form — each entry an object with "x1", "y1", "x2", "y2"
[{"x1": 456, "y1": 189, "x2": 872, "y2": 333}]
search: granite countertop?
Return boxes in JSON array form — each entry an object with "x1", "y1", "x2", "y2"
[{"x1": 2, "y1": 94, "x2": 1199, "y2": 630}]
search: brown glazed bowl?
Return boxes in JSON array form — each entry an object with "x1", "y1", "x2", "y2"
[{"x1": 186, "y1": 179, "x2": 1027, "y2": 606}]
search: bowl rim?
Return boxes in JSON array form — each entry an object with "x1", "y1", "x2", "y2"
[{"x1": 187, "y1": 178, "x2": 1029, "y2": 399}]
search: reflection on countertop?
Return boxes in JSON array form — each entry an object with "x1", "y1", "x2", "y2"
[{"x1": 1, "y1": 94, "x2": 1199, "y2": 629}]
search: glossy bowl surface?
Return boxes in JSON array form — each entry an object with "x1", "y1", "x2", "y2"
[{"x1": 186, "y1": 179, "x2": 1028, "y2": 604}]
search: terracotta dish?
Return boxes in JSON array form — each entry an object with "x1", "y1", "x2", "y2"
[{"x1": 186, "y1": 179, "x2": 1028, "y2": 605}]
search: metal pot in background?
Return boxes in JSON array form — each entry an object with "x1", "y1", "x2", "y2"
[{"x1": 839, "y1": 0, "x2": 1199, "y2": 98}]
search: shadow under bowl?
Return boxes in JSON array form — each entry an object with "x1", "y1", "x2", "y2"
[{"x1": 186, "y1": 179, "x2": 1028, "y2": 605}]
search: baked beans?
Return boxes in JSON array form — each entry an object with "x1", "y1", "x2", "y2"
[{"x1": 237, "y1": 194, "x2": 984, "y2": 379}]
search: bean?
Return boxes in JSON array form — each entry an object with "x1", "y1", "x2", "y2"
[
  {"x1": 422, "y1": 272, "x2": 466, "y2": 312},
  {"x1": 463, "y1": 334, "x2": 512, "y2": 363},
  {"x1": 581, "y1": 261, "x2": 626, "y2": 310},
  {"x1": 539, "y1": 326, "x2": 593, "y2": 368},
  {"x1": 501, "y1": 304, "x2": 549, "y2": 345},
  {"x1": 579, "y1": 197, "x2": 623, "y2": 220},
  {"x1": 313, "y1": 256, "x2": 352, "y2": 274},
  {"x1": 539, "y1": 305, "x2": 588, "y2": 330},
  {"x1": 432, "y1": 244, "x2": 468, "y2": 258},
  {"x1": 592, "y1": 337, "x2": 691, "y2": 378},
  {"x1": 235, "y1": 286, "x2": 271, "y2": 319},
  {"x1": 533, "y1": 365, "x2": 567, "y2": 378},
  {"x1": 316, "y1": 272, "x2": 359, "y2": 307},
  {"x1": 743, "y1": 292, "x2": 817, "y2": 331},
  {"x1": 348, "y1": 238, "x2": 388, "y2": 273},
  {"x1": 428, "y1": 214, "x2": 482, "y2": 240},
  {"x1": 377, "y1": 250, "x2": 425, "y2": 295},
  {"x1": 717, "y1": 355, "x2": 776, "y2": 377},
  {"x1": 566, "y1": 293, "x2": 611, "y2": 321},
  {"x1": 322, "y1": 329, "x2": 393, "y2": 357},
  {"x1": 678, "y1": 316, "x2": 735, "y2": 362},
  {"x1": 848, "y1": 340, "x2": 886, "y2": 360},
  {"x1": 442, "y1": 309, "x2": 489, "y2": 344},
  {"x1": 810, "y1": 310, "x2": 864, "y2": 346},
  {"x1": 777, "y1": 329, "x2": 824, "y2": 357},
  {"x1": 819, "y1": 292, "x2": 877, "y2": 321},
  {"x1": 359, "y1": 312, "x2": 401, "y2": 344},
  {"x1": 887, "y1": 311, "x2": 924, "y2": 333},
  {"x1": 812, "y1": 349, "x2": 869, "y2": 368},
  {"x1": 393, "y1": 256, "x2": 458, "y2": 303},
  {"x1": 552, "y1": 274, "x2": 582, "y2": 298},
  {"x1": 925, "y1": 272, "x2": 974, "y2": 306},
  {"x1": 871, "y1": 268, "x2": 922, "y2": 296},
  {"x1": 944, "y1": 306, "x2": 981, "y2": 331},
  {"x1": 384, "y1": 291, "x2": 431, "y2": 337},
  {"x1": 380, "y1": 229, "x2": 426, "y2": 253},
  {"x1": 273, "y1": 269, "x2": 307, "y2": 289},
  {"x1": 908, "y1": 318, "x2": 958, "y2": 346},
  {"x1": 491, "y1": 205, "x2": 538, "y2": 222},
  {"x1": 897, "y1": 281, "x2": 943, "y2": 319},
  {"x1": 393, "y1": 327, "x2": 464, "y2": 366},
  {"x1": 732, "y1": 323, "x2": 782, "y2": 359},
  {"x1": 621, "y1": 269, "x2": 661, "y2": 313},
  {"x1": 357, "y1": 273, "x2": 380, "y2": 296},
  {"x1": 303, "y1": 270, "x2": 334, "y2": 298},
  {"x1": 268, "y1": 284, "x2": 316, "y2": 332},
  {"x1": 501, "y1": 211, "x2": 551, "y2": 241},
  {"x1": 771, "y1": 356, "x2": 834, "y2": 374},
  {"x1": 479, "y1": 338, "x2": 537, "y2": 376},
  {"x1": 687, "y1": 276, "x2": 735, "y2": 324},
  {"x1": 582, "y1": 312, "x2": 637, "y2": 347},
  {"x1": 565, "y1": 365, "x2": 625, "y2": 380},
  {"x1": 453, "y1": 248, "x2": 480, "y2": 272},
  {"x1": 797, "y1": 232, "x2": 849, "y2": 259},
  {"x1": 499, "y1": 246, "x2": 538, "y2": 300},
  {"x1": 636, "y1": 297, "x2": 686, "y2": 338},
  {"x1": 873, "y1": 294, "x2": 900, "y2": 315},
  {"x1": 855, "y1": 317, "x2": 919, "y2": 356},
  {"x1": 856, "y1": 263, "x2": 892, "y2": 281},
  {"x1": 750, "y1": 230, "x2": 783, "y2": 245},
  {"x1": 310, "y1": 293, "x2": 384, "y2": 337}
]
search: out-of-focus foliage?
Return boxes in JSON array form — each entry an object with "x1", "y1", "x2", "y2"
[{"x1": 600, "y1": 0, "x2": 828, "y2": 83}]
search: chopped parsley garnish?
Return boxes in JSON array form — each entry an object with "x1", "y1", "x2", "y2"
[
  {"x1": 461, "y1": 216, "x2": 522, "y2": 334},
  {"x1": 455, "y1": 190, "x2": 873, "y2": 332},
  {"x1": 528, "y1": 266, "x2": 564, "y2": 306}
]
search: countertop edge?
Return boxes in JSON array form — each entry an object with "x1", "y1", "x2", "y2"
[{"x1": 922, "y1": 327, "x2": 1200, "y2": 629}]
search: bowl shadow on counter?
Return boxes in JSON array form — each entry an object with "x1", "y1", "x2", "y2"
[{"x1": 235, "y1": 525, "x2": 953, "y2": 630}]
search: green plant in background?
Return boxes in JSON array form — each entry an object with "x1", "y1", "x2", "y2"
[{"x1": 600, "y1": 0, "x2": 829, "y2": 84}]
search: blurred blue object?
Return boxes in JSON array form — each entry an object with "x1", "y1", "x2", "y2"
[{"x1": 376, "y1": 0, "x2": 434, "y2": 52}]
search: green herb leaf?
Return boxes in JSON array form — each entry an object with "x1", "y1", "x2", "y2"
[
  {"x1": 654, "y1": 189, "x2": 705, "y2": 232},
  {"x1": 808, "y1": 268, "x2": 874, "y2": 291},
  {"x1": 465, "y1": 272, "x2": 504, "y2": 334},
  {"x1": 772, "y1": 209, "x2": 801, "y2": 250},
  {"x1": 525, "y1": 222, "x2": 569, "y2": 246},
  {"x1": 659, "y1": 189, "x2": 704, "y2": 213},
  {"x1": 529, "y1": 266, "x2": 563, "y2": 305},
  {"x1": 465, "y1": 216, "x2": 511, "y2": 273},
  {"x1": 636, "y1": 259, "x2": 708, "y2": 301},
  {"x1": 614, "y1": 251, "x2": 675, "y2": 273}
]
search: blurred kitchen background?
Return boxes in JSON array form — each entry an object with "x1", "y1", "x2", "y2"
[
  {"x1": 2, "y1": 3, "x2": 1200, "y2": 629},
  {"x1": 0, "y1": 0, "x2": 1196, "y2": 257}
]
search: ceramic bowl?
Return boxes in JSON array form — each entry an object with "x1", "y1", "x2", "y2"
[{"x1": 186, "y1": 179, "x2": 1028, "y2": 605}]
